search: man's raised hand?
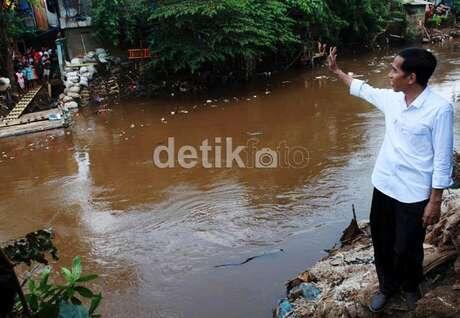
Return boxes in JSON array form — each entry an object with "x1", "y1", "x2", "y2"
[
  {"x1": 328, "y1": 47, "x2": 339, "y2": 74},
  {"x1": 327, "y1": 47, "x2": 353, "y2": 87}
]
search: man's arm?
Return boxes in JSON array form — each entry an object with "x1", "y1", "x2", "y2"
[
  {"x1": 423, "y1": 189, "x2": 443, "y2": 227},
  {"x1": 327, "y1": 47, "x2": 388, "y2": 113},
  {"x1": 328, "y1": 47, "x2": 353, "y2": 87},
  {"x1": 423, "y1": 106, "x2": 454, "y2": 227}
]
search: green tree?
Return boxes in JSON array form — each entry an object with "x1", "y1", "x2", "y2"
[
  {"x1": 148, "y1": 0, "x2": 299, "y2": 79},
  {"x1": 91, "y1": 0, "x2": 152, "y2": 47},
  {"x1": 0, "y1": 1, "x2": 20, "y2": 83},
  {"x1": 326, "y1": 0, "x2": 392, "y2": 45},
  {"x1": 0, "y1": 0, "x2": 37, "y2": 89},
  {"x1": 91, "y1": 0, "x2": 404, "y2": 83}
]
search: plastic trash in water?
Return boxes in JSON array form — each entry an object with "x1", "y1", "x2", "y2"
[
  {"x1": 48, "y1": 113, "x2": 62, "y2": 121},
  {"x1": 300, "y1": 282, "x2": 321, "y2": 301},
  {"x1": 276, "y1": 299, "x2": 293, "y2": 318}
]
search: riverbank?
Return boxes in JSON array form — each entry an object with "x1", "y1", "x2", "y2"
[{"x1": 276, "y1": 189, "x2": 460, "y2": 317}]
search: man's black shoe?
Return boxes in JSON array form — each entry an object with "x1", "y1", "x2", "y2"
[
  {"x1": 404, "y1": 291, "x2": 421, "y2": 311},
  {"x1": 368, "y1": 291, "x2": 390, "y2": 313}
]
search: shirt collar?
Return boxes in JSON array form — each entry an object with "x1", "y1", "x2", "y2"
[{"x1": 407, "y1": 86, "x2": 431, "y2": 109}]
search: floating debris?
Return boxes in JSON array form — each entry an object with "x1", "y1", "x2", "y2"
[{"x1": 246, "y1": 131, "x2": 264, "y2": 136}]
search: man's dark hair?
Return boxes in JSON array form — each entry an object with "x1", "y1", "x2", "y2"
[{"x1": 398, "y1": 48, "x2": 437, "y2": 87}]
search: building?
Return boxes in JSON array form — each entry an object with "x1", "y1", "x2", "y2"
[{"x1": 17, "y1": 0, "x2": 98, "y2": 59}]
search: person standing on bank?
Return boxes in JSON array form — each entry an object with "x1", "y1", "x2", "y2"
[{"x1": 327, "y1": 47, "x2": 454, "y2": 312}]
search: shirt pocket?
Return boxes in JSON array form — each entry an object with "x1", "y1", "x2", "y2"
[{"x1": 396, "y1": 120, "x2": 432, "y2": 156}]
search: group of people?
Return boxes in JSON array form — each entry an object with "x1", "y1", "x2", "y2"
[{"x1": 13, "y1": 47, "x2": 57, "y2": 93}]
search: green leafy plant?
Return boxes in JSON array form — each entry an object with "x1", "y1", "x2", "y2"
[
  {"x1": 3, "y1": 229, "x2": 58, "y2": 266},
  {"x1": 16, "y1": 256, "x2": 102, "y2": 318},
  {"x1": 430, "y1": 15, "x2": 443, "y2": 28}
]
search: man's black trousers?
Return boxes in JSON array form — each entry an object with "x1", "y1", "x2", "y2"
[{"x1": 370, "y1": 188, "x2": 428, "y2": 294}]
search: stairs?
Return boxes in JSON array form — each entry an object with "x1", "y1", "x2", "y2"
[{"x1": 2, "y1": 85, "x2": 43, "y2": 124}]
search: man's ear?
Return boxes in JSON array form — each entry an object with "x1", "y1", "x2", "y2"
[{"x1": 408, "y1": 73, "x2": 417, "y2": 85}]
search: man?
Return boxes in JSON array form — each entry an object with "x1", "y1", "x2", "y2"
[{"x1": 328, "y1": 47, "x2": 454, "y2": 312}]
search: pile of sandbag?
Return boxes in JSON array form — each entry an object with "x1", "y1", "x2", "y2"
[
  {"x1": 58, "y1": 51, "x2": 103, "y2": 110},
  {"x1": 59, "y1": 64, "x2": 96, "y2": 109}
]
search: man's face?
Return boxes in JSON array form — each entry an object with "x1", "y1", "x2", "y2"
[{"x1": 388, "y1": 56, "x2": 414, "y2": 92}]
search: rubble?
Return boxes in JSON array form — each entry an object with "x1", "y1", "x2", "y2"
[{"x1": 276, "y1": 189, "x2": 460, "y2": 318}]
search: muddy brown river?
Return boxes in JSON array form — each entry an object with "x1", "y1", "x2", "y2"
[{"x1": 2, "y1": 42, "x2": 460, "y2": 317}]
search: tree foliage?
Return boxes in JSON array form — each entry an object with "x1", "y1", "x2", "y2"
[
  {"x1": 148, "y1": 0, "x2": 298, "y2": 76},
  {"x1": 91, "y1": 0, "x2": 152, "y2": 47},
  {"x1": 91, "y1": 0, "x2": 403, "y2": 80}
]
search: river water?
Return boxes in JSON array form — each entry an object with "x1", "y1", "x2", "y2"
[{"x1": 1, "y1": 42, "x2": 460, "y2": 318}]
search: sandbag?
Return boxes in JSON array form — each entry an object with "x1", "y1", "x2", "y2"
[
  {"x1": 69, "y1": 85, "x2": 81, "y2": 93},
  {"x1": 64, "y1": 101, "x2": 78, "y2": 109},
  {"x1": 63, "y1": 96, "x2": 73, "y2": 103}
]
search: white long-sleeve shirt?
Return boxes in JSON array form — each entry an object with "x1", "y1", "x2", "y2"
[{"x1": 350, "y1": 79, "x2": 454, "y2": 203}]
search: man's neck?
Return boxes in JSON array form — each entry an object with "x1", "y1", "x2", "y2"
[{"x1": 404, "y1": 85, "x2": 425, "y2": 107}]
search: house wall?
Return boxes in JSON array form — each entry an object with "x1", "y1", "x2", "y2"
[{"x1": 64, "y1": 27, "x2": 99, "y2": 59}]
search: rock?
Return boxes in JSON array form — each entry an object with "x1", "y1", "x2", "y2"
[{"x1": 64, "y1": 101, "x2": 78, "y2": 109}]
